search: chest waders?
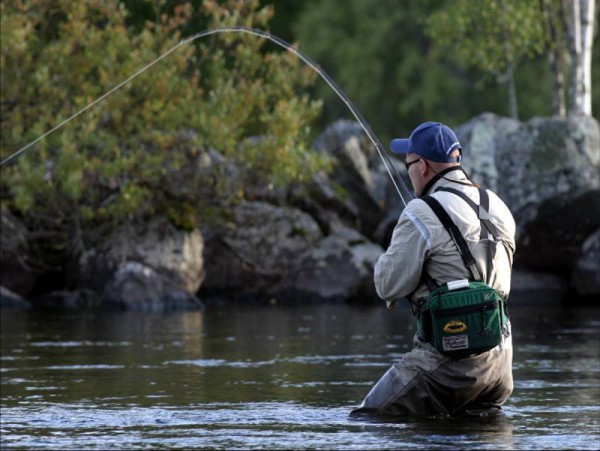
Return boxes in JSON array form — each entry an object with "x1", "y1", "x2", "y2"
[{"x1": 416, "y1": 188, "x2": 509, "y2": 358}]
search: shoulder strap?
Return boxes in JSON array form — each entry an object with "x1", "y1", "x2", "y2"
[
  {"x1": 436, "y1": 187, "x2": 500, "y2": 240},
  {"x1": 421, "y1": 196, "x2": 483, "y2": 281}
]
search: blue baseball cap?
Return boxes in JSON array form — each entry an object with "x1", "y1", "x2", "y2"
[{"x1": 390, "y1": 122, "x2": 462, "y2": 163}]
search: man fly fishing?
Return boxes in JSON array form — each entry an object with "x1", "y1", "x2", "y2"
[{"x1": 351, "y1": 122, "x2": 516, "y2": 418}]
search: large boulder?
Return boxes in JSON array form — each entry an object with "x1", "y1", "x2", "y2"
[
  {"x1": 516, "y1": 190, "x2": 600, "y2": 273},
  {"x1": 509, "y1": 269, "x2": 568, "y2": 305},
  {"x1": 313, "y1": 120, "x2": 386, "y2": 238},
  {"x1": 200, "y1": 201, "x2": 324, "y2": 299},
  {"x1": 455, "y1": 113, "x2": 521, "y2": 193},
  {"x1": 269, "y1": 226, "x2": 384, "y2": 303},
  {"x1": 103, "y1": 262, "x2": 202, "y2": 311},
  {"x1": 200, "y1": 201, "x2": 383, "y2": 303},
  {"x1": 298, "y1": 170, "x2": 362, "y2": 235},
  {"x1": 457, "y1": 113, "x2": 599, "y2": 223},
  {"x1": 456, "y1": 114, "x2": 600, "y2": 301},
  {"x1": 75, "y1": 217, "x2": 204, "y2": 310},
  {"x1": 459, "y1": 114, "x2": 600, "y2": 222},
  {"x1": 498, "y1": 115, "x2": 599, "y2": 227},
  {"x1": 0, "y1": 208, "x2": 35, "y2": 295}
]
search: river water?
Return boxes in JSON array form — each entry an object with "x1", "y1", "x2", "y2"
[{"x1": 1, "y1": 302, "x2": 599, "y2": 450}]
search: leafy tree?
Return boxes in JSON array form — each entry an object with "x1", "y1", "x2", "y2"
[
  {"x1": 427, "y1": 0, "x2": 597, "y2": 118},
  {"x1": 426, "y1": 0, "x2": 546, "y2": 120},
  {"x1": 291, "y1": 0, "x2": 515, "y2": 142},
  {"x1": 0, "y1": 0, "x2": 325, "y2": 272}
]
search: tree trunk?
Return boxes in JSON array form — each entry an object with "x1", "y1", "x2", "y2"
[
  {"x1": 540, "y1": 0, "x2": 566, "y2": 116},
  {"x1": 563, "y1": 0, "x2": 584, "y2": 115},
  {"x1": 500, "y1": 0, "x2": 519, "y2": 119},
  {"x1": 548, "y1": 51, "x2": 566, "y2": 116},
  {"x1": 506, "y1": 63, "x2": 519, "y2": 120},
  {"x1": 580, "y1": 0, "x2": 595, "y2": 115}
]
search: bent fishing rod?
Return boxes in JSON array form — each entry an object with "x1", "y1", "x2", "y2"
[{"x1": 0, "y1": 26, "x2": 414, "y2": 207}]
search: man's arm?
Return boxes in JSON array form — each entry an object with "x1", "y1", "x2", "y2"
[{"x1": 374, "y1": 204, "x2": 432, "y2": 305}]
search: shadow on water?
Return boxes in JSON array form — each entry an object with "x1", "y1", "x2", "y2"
[{"x1": 1, "y1": 302, "x2": 599, "y2": 449}]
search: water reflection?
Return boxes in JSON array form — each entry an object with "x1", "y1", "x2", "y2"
[{"x1": 1, "y1": 303, "x2": 599, "y2": 450}]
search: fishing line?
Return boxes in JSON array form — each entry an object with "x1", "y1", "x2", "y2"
[{"x1": 1, "y1": 26, "x2": 414, "y2": 207}]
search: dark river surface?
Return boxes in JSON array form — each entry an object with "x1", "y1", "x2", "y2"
[{"x1": 1, "y1": 302, "x2": 599, "y2": 450}]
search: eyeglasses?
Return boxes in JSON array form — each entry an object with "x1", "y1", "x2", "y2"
[{"x1": 404, "y1": 158, "x2": 421, "y2": 171}]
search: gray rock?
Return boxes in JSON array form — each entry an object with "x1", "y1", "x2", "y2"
[
  {"x1": 304, "y1": 170, "x2": 361, "y2": 231},
  {"x1": 501, "y1": 116, "x2": 599, "y2": 227},
  {"x1": 314, "y1": 120, "x2": 385, "y2": 237},
  {"x1": 0, "y1": 285, "x2": 31, "y2": 309},
  {"x1": 571, "y1": 229, "x2": 600, "y2": 299},
  {"x1": 269, "y1": 227, "x2": 384, "y2": 303},
  {"x1": 163, "y1": 138, "x2": 238, "y2": 202},
  {"x1": 224, "y1": 201, "x2": 323, "y2": 275},
  {"x1": 200, "y1": 201, "x2": 323, "y2": 298},
  {"x1": 516, "y1": 190, "x2": 600, "y2": 274},
  {"x1": 77, "y1": 217, "x2": 204, "y2": 296},
  {"x1": 457, "y1": 114, "x2": 599, "y2": 222},
  {"x1": 455, "y1": 113, "x2": 521, "y2": 192},
  {"x1": 103, "y1": 262, "x2": 203, "y2": 311},
  {"x1": 457, "y1": 114, "x2": 600, "y2": 298},
  {"x1": 509, "y1": 269, "x2": 568, "y2": 305}
]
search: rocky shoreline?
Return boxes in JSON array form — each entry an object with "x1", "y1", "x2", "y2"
[{"x1": 2, "y1": 113, "x2": 599, "y2": 310}]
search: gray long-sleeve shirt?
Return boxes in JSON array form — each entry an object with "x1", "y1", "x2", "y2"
[{"x1": 374, "y1": 168, "x2": 516, "y2": 305}]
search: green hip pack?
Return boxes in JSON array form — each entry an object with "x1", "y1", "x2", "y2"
[{"x1": 416, "y1": 279, "x2": 508, "y2": 358}]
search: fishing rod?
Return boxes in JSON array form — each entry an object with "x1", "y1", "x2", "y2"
[{"x1": 1, "y1": 26, "x2": 414, "y2": 207}]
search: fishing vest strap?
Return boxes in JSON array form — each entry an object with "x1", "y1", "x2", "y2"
[
  {"x1": 421, "y1": 196, "x2": 482, "y2": 281},
  {"x1": 435, "y1": 187, "x2": 500, "y2": 240}
]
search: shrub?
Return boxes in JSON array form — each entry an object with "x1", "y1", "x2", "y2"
[{"x1": 0, "y1": 0, "x2": 325, "y2": 269}]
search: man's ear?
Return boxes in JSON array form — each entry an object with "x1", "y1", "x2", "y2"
[{"x1": 420, "y1": 159, "x2": 429, "y2": 176}]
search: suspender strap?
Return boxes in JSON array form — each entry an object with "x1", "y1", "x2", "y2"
[
  {"x1": 435, "y1": 187, "x2": 501, "y2": 240},
  {"x1": 421, "y1": 196, "x2": 482, "y2": 281}
]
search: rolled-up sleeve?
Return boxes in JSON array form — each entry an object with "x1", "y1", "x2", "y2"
[{"x1": 374, "y1": 204, "x2": 432, "y2": 301}]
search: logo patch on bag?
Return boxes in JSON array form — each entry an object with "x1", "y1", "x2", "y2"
[
  {"x1": 443, "y1": 320, "x2": 467, "y2": 333},
  {"x1": 442, "y1": 334, "x2": 469, "y2": 351}
]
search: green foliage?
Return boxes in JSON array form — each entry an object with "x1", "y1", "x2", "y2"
[
  {"x1": 426, "y1": 0, "x2": 546, "y2": 76},
  {"x1": 292, "y1": 0, "x2": 508, "y2": 140},
  {"x1": 290, "y1": 0, "x2": 600, "y2": 134},
  {"x1": 1, "y1": 0, "x2": 325, "y2": 260},
  {"x1": 426, "y1": 0, "x2": 547, "y2": 118}
]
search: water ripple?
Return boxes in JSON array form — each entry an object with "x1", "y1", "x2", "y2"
[{"x1": 30, "y1": 341, "x2": 131, "y2": 347}]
